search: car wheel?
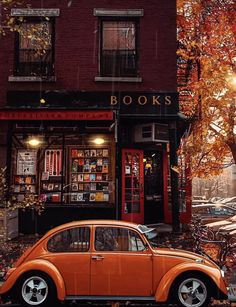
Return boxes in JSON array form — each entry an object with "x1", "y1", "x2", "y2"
[
  {"x1": 17, "y1": 273, "x2": 57, "y2": 307},
  {"x1": 174, "y1": 276, "x2": 211, "y2": 307}
]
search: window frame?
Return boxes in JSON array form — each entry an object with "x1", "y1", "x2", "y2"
[
  {"x1": 99, "y1": 17, "x2": 139, "y2": 78},
  {"x1": 14, "y1": 17, "x2": 55, "y2": 77}
]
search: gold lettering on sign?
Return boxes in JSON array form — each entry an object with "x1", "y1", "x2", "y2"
[
  {"x1": 109, "y1": 94, "x2": 173, "y2": 106},
  {"x1": 165, "y1": 96, "x2": 172, "y2": 105},
  {"x1": 123, "y1": 96, "x2": 132, "y2": 105},
  {"x1": 152, "y1": 96, "x2": 161, "y2": 105},
  {"x1": 110, "y1": 96, "x2": 118, "y2": 105},
  {"x1": 138, "y1": 96, "x2": 147, "y2": 105}
]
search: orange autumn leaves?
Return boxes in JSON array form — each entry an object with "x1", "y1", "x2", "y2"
[{"x1": 177, "y1": 0, "x2": 236, "y2": 177}]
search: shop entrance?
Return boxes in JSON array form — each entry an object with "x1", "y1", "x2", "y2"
[
  {"x1": 143, "y1": 150, "x2": 164, "y2": 224},
  {"x1": 121, "y1": 148, "x2": 165, "y2": 225}
]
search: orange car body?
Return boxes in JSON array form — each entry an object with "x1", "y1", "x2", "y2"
[{"x1": 0, "y1": 220, "x2": 228, "y2": 304}]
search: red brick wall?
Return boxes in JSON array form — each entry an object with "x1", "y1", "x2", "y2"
[{"x1": 0, "y1": 0, "x2": 177, "y2": 106}]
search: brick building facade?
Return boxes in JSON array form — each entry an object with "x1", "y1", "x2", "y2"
[{"x1": 0, "y1": 0, "x2": 190, "y2": 234}]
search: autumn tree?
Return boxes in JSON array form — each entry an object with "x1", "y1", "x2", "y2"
[
  {"x1": 177, "y1": 0, "x2": 236, "y2": 177},
  {"x1": 0, "y1": 0, "x2": 51, "y2": 54}
]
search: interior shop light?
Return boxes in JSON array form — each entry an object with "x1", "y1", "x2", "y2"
[
  {"x1": 93, "y1": 137, "x2": 105, "y2": 145},
  {"x1": 28, "y1": 136, "x2": 41, "y2": 147}
]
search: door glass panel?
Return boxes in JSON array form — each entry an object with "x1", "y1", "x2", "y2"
[
  {"x1": 132, "y1": 202, "x2": 140, "y2": 213},
  {"x1": 133, "y1": 190, "x2": 140, "y2": 201},
  {"x1": 133, "y1": 176, "x2": 139, "y2": 188},
  {"x1": 125, "y1": 177, "x2": 132, "y2": 188},
  {"x1": 125, "y1": 202, "x2": 132, "y2": 213},
  {"x1": 124, "y1": 151, "x2": 142, "y2": 214},
  {"x1": 125, "y1": 192, "x2": 132, "y2": 201}
]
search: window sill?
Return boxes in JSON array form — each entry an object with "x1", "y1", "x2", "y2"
[
  {"x1": 94, "y1": 76, "x2": 142, "y2": 83},
  {"x1": 8, "y1": 76, "x2": 56, "y2": 82}
]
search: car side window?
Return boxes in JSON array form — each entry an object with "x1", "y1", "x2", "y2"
[
  {"x1": 195, "y1": 207, "x2": 210, "y2": 215},
  {"x1": 212, "y1": 208, "x2": 231, "y2": 216},
  {"x1": 95, "y1": 227, "x2": 145, "y2": 252},
  {"x1": 47, "y1": 227, "x2": 90, "y2": 252}
]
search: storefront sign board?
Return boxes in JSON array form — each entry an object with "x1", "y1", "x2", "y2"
[{"x1": 0, "y1": 110, "x2": 114, "y2": 121}]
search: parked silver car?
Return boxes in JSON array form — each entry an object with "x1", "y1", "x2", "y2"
[
  {"x1": 206, "y1": 215, "x2": 236, "y2": 231},
  {"x1": 192, "y1": 204, "x2": 236, "y2": 224},
  {"x1": 218, "y1": 222, "x2": 236, "y2": 233}
]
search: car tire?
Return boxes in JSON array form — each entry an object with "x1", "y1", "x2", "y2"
[
  {"x1": 172, "y1": 275, "x2": 211, "y2": 307},
  {"x1": 16, "y1": 272, "x2": 58, "y2": 307}
]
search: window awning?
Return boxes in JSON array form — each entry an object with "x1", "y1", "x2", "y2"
[{"x1": 0, "y1": 110, "x2": 114, "y2": 121}]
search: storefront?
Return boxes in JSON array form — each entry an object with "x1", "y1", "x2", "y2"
[
  {"x1": 0, "y1": 90, "x2": 191, "y2": 234},
  {"x1": 116, "y1": 92, "x2": 191, "y2": 226}
]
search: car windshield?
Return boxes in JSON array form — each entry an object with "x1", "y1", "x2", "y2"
[{"x1": 137, "y1": 225, "x2": 158, "y2": 247}]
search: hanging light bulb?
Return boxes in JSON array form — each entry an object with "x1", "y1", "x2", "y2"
[
  {"x1": 28, "y1": 137, "x2": 41, "y2": 147},
  {"x1": 93, "y1": 137, "x2": 105, "y2": 145}
]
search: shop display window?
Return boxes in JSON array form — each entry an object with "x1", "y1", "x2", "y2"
[
  {"x1": 69, "y1": 147, "x2": 111, "y2": 203},
  {"x1": 13, "y1": 149, "x2": 37, "y2": 202},
  {"x1": 40, "y1": 149, "x2": 63, "y2": 204},
  {"x1": 11, "y1": 128, "x2": 115, "y2": 207}
]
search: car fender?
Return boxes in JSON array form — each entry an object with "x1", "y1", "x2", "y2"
[
  {"x1": 0, "y1": 259, "x2": 66, "y2": 301},
  {"x1": 155, "y1": 262, "x2": 227, "y2": 302}
]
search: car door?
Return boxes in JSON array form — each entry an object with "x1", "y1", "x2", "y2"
[
  {"x1": 90, "y1": 226, "x2": 153, "y2": 297},
  {"x1": 44, "y1": 226, "x2": 91, "y2": 295}
]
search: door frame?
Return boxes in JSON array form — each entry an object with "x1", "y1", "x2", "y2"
[{"x1": 121, "y1": 148, "x2": 144, "y2": 224}]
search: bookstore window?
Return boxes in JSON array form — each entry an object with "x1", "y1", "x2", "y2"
[
  {"x1": 11, "y1": 127, "x2": 115, "y2": 207},
  {"x1": 100, "y1": 20, "x2": 138, "y2": 77},
  {"x1": 14, "y1": 18, "x2": 54, "y2": 76}
]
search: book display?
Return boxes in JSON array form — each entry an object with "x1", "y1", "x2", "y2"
[
  {"x1": 69, "y1": 147, "x2": 110, "y2": 203},
  {"x1": 13, "y1": 150, "x2": 37, "y2": 202},
  {"x1": 40, "y1": 149, "x2": 63, "y2": 203}
]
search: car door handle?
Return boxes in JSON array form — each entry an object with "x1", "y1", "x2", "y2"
[{"x1": 92, "y1": 255, "x2": 104, "y2": 261}]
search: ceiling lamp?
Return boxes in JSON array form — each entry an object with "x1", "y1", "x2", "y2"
[
  {"x1": 28, "y1": 137, "x2": 41, "y2": 147},
  {"x1": 93, "y1": 137, "x2": 105, "y2": 145}
]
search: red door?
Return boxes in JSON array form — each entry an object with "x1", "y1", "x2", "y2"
[{"x1": 121, "y1": 149, "x2": 144, "y2": 224}]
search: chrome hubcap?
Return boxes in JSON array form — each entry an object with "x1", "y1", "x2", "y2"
[
  {"x1": 178, "y1": 278, "x2": 207, "y2": 307},
  {"x1": 22, "y1": 276, "x2": 48, "y2": 305}
]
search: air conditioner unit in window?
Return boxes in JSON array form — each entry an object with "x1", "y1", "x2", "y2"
[{"x1": 134, "y1": 123, "x2": 169, "y2": 143}]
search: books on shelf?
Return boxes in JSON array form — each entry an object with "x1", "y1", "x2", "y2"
[
  {"x1": 69, "y1": 147, "x2": 110, "y2": 203},
  {"x1": 69, "y1": 191, "x2": 110, "y2": 203}
]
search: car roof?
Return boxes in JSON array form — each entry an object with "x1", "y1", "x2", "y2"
[{"x1": 45, "y1": 219, "x2": 141, "y2": 237}]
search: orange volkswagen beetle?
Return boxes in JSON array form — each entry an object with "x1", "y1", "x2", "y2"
[{"x1": 0, "y1": 220, "x2": 228, "y2": 307}]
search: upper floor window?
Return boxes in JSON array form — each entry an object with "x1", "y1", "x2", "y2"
[
  {"x1": 15, "y1": 18, "x2": 54, "y2": 76},
  {"x1": 101, "y1": 20, "x2": 138, "y2": 77}
]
